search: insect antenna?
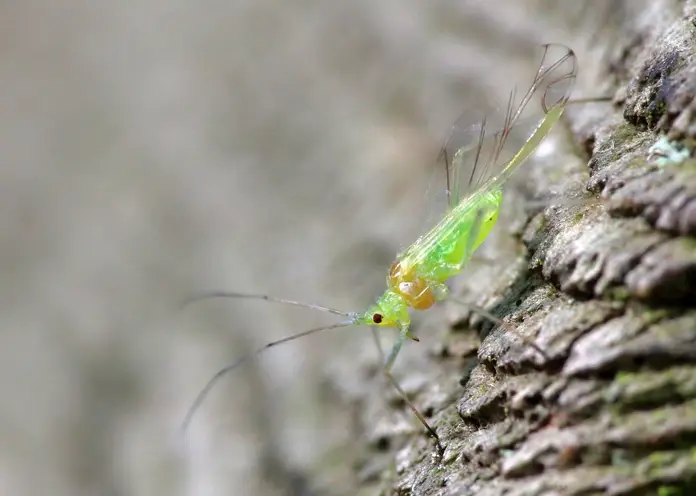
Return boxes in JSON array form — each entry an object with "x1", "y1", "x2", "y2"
[
  {"x1": 180, "y1": 291, "x2": 359, "y2": 434},
  {"x1": 181, "y1": 319, "x2": 356, "y2": 435},
  {"x1": 181, "y1": 291, "x2": 357, "y2": 318}
]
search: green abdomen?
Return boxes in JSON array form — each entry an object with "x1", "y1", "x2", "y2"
[{"x1": 414, "y1": 189, "x2": 502, "y2": 282}]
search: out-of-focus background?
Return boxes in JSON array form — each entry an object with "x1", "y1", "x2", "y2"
[{"x1": 0, "y1": 1, "x2": 635, "y2": 495}]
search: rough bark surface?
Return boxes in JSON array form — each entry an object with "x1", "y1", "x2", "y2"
[
  {"x1": 6, "y1": 1, "x2": 696, "y2": 495},
  {"x1": 347, "y1": 3, "x2": 696, "y2": 495}
]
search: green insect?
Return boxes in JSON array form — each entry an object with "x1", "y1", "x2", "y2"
[{"x1": 182, "y1": 44, "x2": 588, "y2": 451}]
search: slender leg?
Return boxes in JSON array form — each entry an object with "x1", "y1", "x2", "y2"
[
  {"x1": 449, "y1": 297, "x2": 548, "y2": 360},
  {"x1": 370, "y1": 327, "x2": 385, "y2": 360},
  {"x1": 441, "y1": 205, "x2": 549, "y2": 359},
  {"x1": 382, "y1": 327, "x2": 443, "y2": 452},
  {"x1": 447, "y1": 203, "x2": 551, "y2": 357}
]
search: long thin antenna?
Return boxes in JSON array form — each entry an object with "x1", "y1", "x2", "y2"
[
  {"x1": 181, "y1": 291, "x2": 356, "y2": 318},
  {"x1": 181, "y1": 320, "x2": 356, "y2": 435}
]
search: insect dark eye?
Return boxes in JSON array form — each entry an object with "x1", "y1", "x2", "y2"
[{"x1": 372, "y1": 313, "x2": 383, "y2": 324}]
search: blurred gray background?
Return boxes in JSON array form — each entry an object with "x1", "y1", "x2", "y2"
[{"x1": 0, "y1": 1, "x2": 634, "y2": 495}]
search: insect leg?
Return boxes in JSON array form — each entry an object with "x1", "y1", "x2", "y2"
[
  {"x1": 448, "y1": 298, "x2": 548, "y2": 360},
  {"x1": 452, "y1": 208, "x2": 548, "y2": 359},
  {"x1": 382, "y1": 327, "x2": 443, "y2": 452},
  {"x1": 370, "y1": 327, "x2": 385, "y2": 359}
]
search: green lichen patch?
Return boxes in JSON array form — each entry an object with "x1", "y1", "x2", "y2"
[
  {"x1": 606, "y1": 365, "x2": 696, "y2": 412},
  {"x1": 501, "y1": 403, "x2": 696, "y2": 479},
  {"x1": 648, "y1": 136, "x2": 692, "y2": 166}
]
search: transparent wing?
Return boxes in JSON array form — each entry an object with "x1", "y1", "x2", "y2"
[{"x1": 437, "y1": 44, "x2": 577, "y2": 208}]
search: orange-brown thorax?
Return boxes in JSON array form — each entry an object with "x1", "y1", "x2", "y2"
[{"x1": 388, "y1": 261, "x2": 435, "y2": 311}]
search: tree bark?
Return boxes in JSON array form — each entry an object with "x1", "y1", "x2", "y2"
[{"x1": 348, "y1": 2, "x2": 696, "y2": 495}]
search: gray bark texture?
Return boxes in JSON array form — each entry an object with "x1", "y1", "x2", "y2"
[
  {"x1": 344, "y1": 2, "x2": 696, "y2": 496},
  {"x1": 3, "y1": 1, "x2": 695, "y2": 496}
]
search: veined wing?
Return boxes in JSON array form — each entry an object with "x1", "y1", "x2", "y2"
[
  {"x1": 400, "y1": 44, "x2": 577, "y2": 270},
  {"x1": 438, "y1": 44, "x2": 577, "y2": 209}
]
